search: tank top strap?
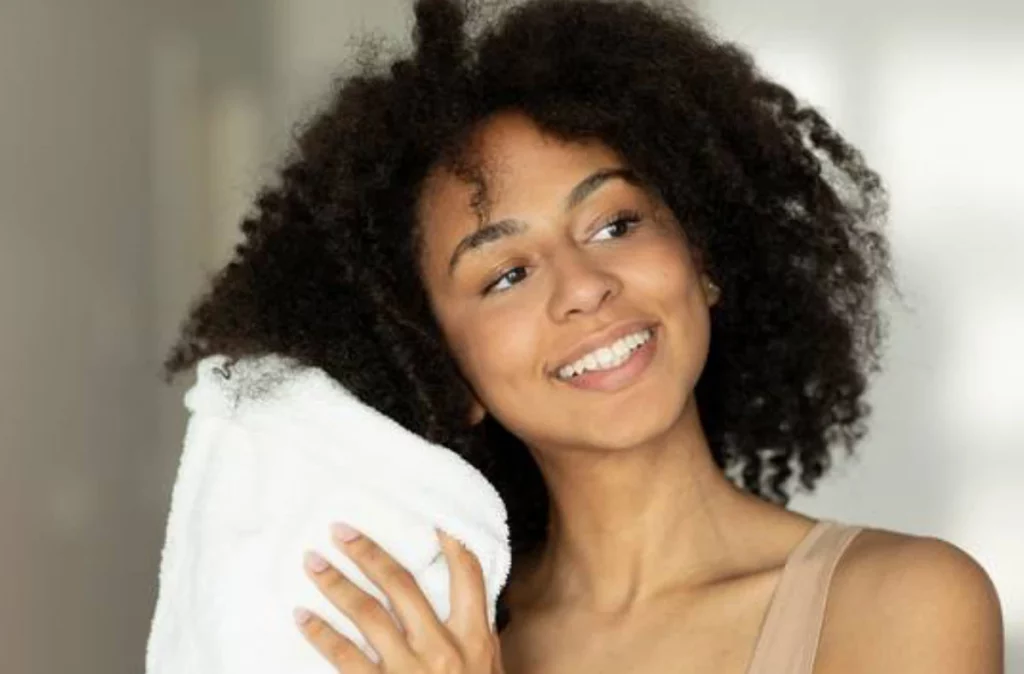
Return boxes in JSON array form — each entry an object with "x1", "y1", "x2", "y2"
[{"x1": 745, "y1": 519, "x2": 863, "y2": 674}]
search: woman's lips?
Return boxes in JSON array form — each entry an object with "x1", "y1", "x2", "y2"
[
  {"x1": 553, "y1": 325, "x2": 659, "y2": 393},
  {"x1": 548, "y1": 320, "x2": 659, "y2": 376}
]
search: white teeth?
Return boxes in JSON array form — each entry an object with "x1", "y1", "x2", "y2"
[{"x1": 556, "y1": 327, "x2": 653, "y2": 380}]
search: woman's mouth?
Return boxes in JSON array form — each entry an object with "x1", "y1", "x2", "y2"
[{"x1": 552, "y1": 325, "x2": 659, "y2": 393}]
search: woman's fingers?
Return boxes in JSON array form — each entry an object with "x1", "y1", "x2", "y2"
[
  {"x1": 292, "y1": 605, "x2": 377, "y2": 673},
  {"x1": 316, "y1": 524, "x2": 467, "y2": 662},
  {"x1": 436, "y1": 529, "x2": 500, "y2": 665},
  {"x1": 300, "y1": 543, "x2": 423, "y2": 671},
  {"x1": 297, "y1": 523, "x2": 500, "y2": 673},
  {"x1": 437, "y1": 529, "x2": 489, "y2": 634},
  {"x1": 331, "y1": 523, "x2": 458, "y2": 653}
]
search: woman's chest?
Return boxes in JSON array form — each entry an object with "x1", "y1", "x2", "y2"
[
  {"x1": 501, "y1": 629, "x2": 759, "y2": 674},
  {"x1": 498, "y1": 581, "x2": 777, "y2": 674}
]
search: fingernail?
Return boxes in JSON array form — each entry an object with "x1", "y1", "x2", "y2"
[
  {"x1": 436, "y1": 528, "x2": 465, "y2": 552},
  {"x1": 331, "y1": 521, "x2": 361, "y2": 542},
  {"x1": 293, "y1": 607, "x2": 313, "y2": 625},
  {"x1": 304, "y1": 550, "x2": 330, "y2": 573}
]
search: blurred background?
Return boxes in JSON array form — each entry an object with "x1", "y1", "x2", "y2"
[{"x1": 1, "y1": 0, "x2": 1021, "y2": 671}]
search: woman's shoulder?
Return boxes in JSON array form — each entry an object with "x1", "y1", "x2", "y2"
[{"x1": 816, "y1": 522, "x2": 1004, "y2": 673}]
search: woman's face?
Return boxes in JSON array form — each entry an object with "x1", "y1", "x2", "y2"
[{"x1": 416, "y1": 111, "x2": 718, "y2": 452}]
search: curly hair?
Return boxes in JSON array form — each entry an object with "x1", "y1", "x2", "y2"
[{"x1": 163, "y1": 0, "x2": 894, "y2": 631}]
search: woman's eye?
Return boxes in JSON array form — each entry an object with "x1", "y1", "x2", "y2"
[
  {"x1": 591, "y1": 210, "x2": 643, "y2": 242},
  {"x1": 481, "y1": 211, "x2": 643, "y2": 296},
  {"x1": 483, "y1": 266, "x2": 527, "y2": 295}
]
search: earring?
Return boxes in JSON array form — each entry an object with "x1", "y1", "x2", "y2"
[{"x1": 704, "y1": 277, "x2": 721, "y2": 303}]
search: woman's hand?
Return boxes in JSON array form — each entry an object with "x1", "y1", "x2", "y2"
[{"x1": 294, "y1": 523, "x2": 505, "y2": 674}]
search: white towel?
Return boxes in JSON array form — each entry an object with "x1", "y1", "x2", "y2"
[{"x1": 145, "y1": 353, "x2": 511, "y2": 673}]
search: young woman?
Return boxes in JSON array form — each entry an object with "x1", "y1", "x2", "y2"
[{"x1": 162, "y1": 0, "x2": 1004, "y2": 671}]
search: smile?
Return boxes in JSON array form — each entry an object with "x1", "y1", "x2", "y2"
[{"x1": 553, "y1": 325, "x2": 659, "y2": 393}]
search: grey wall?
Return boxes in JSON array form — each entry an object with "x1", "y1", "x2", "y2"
[
  {"x1": 0, "y1": 2, "x2": 166, "y2": 667},
  {"x1": 1, "y1": 2, "x2": 161, "y2": 672},
  {"x1": 0, "y1": 0, "x2": 266, "y2": 671}
]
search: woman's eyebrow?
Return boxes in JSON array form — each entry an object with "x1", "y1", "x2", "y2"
[{"x1": 447, "y1": 167, "x2": 641, "y2": 276}]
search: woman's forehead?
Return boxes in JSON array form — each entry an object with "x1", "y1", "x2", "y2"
[{"x1": 422, "y1": 114, "x2": 627, "y2": 219}]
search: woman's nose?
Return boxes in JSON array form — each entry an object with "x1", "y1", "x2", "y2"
[{"x1": 548, "y1": 249, "x2": 622, "y2": 318}]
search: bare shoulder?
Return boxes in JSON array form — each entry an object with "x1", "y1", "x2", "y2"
[{"x1": 816, "y1": 525, "x2": 1005, "y2": 674}]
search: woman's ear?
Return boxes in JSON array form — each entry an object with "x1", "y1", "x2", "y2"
[
  {"x1": 701, "y1": 274, "x2": 721, "y2": 307},
  {"x1": 691, "y1": 247, "x2": 720, "y2": 307}
]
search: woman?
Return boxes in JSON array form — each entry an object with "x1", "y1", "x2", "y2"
[{"x1": 162, "y1": 0, "x2": 1004, "y2": 671}]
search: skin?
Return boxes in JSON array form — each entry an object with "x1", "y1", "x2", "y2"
[{"x1": 295, "y1": 110, "x2": 1005, "y2": 673}]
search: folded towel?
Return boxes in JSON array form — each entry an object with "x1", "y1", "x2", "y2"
[{"x1": 144, "y1": 353, "x2": 511, "y2": 673}]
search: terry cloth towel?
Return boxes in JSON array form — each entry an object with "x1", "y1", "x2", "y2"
[{"x1": 144, "y1": 353, "x2": 512, "y2": 673}]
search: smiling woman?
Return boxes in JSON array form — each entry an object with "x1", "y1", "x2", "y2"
[{"x1": 159, "y1": 0, "x2": 1003, "y2": 672}]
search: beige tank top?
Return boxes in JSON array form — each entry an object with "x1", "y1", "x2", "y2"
[{"x1": 745, "y1": 519, "x2": 863, "y2": 674}]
